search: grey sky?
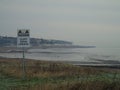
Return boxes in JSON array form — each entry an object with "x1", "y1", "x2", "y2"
[{"x1": 0, "y1": 0, "x2": 120, "y2": 47}]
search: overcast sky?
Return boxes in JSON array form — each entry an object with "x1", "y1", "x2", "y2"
[{"x1": 0, "y1": 0, "x2": 120, "y2": 47}]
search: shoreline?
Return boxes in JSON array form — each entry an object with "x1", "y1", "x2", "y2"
[
  {"x1": 0, "y1": 57, "x2": 120, "y2": 69},
  {"x1": 0, "y1": 47, "x2": 120, "y2": 69},
  {"x1": 0, "y1": 46, "x2": 96, "y2": 53}
]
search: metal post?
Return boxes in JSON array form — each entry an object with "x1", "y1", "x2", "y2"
[{"x1": 22, "y1": 48, "x2": 26, "y2": 79}]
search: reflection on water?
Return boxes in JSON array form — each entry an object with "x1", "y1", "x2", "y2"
[{"x1": 0, "y1": 48, "x2": 120, "y2": 65}]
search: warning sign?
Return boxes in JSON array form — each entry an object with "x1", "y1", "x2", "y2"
[{"x1": 17, "y1": 29, "x2": 30, "y2": 47}]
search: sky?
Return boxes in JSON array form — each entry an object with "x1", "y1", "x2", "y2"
[{"x1": 0, "y1": 0, "x2": 120, "y2": 48}]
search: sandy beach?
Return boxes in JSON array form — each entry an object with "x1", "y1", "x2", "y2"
[
  {"x1": 0, "y1": 57, "x2": 120, "y2": 70},
  {"x1": 0, "y1": 47, "x2": 120, "y2": 69}
]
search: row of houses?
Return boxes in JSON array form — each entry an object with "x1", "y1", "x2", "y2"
[{"x1": 0, "y1": 36, "x2": 73, "y2": 47}]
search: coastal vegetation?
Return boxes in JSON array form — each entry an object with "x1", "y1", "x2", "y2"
[
  {"x1": 0, "y1": 58, "x2": 120, "y2": 90},
  {"x1": 0, "y1": 36, "x2": 72, "y2": 47}
]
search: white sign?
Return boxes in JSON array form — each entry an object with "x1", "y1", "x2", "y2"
[{"x1": 17, "y1": 29, "x2": 30, "y2": 47}]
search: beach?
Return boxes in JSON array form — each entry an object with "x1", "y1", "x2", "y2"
[{"x1": 0, "y1": 47, "x2": 120, "y2": 67}]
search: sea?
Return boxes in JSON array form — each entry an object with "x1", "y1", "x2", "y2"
[{"x1": 0, "y1": 48, "x2": 120, "y2": 66}]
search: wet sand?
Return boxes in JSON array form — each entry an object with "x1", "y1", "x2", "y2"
[
  {"x1": 0, "y1": 57, "x2": 120, "y2": 70},
  {"x1": 0, "y1": 47, "x2": 120, "y2": 69}
]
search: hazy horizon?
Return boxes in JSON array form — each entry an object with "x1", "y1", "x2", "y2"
[{"x1": 1, "y1": 0, "x2": 120, "y2": 48}]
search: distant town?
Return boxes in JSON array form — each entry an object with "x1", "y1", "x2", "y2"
[
  {"x1": 0, "y1": 36, "x2": 72, "y2": 47},
  {"x1": 0, "y1": 36, "x2": 96, "y2": 48}
]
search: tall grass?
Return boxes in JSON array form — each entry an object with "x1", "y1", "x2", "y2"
[{"x1": 0, "y1": 58, "x2": 120, "y2": 90}]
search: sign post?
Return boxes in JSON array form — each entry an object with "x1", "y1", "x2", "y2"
[{"x1": 17, "y1": 29, "x2": 30, "y2": 79}]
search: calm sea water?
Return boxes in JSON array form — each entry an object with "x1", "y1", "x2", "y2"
[{"x1": 0, "y1": 48, "x2": 120, "y2": 65}]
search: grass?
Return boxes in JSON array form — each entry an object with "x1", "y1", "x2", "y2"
[{"x1": 0, "y1": 58, "x2": 120, "y2": 90}]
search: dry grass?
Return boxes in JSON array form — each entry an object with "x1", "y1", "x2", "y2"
[
  {"x1": 0, "y1": 58, "x2": 120, "y2": 90},
  {"x1": 9, "y1": 80, "x2": 120, "y2": 90},
  {"x1": 0, "y1": 58, "x2": 118, "y2": 78}
]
